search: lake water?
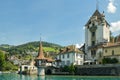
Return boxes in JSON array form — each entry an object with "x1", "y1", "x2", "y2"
[{"x1": 0, "y1": 73, "x2": 120, "y2": 80}]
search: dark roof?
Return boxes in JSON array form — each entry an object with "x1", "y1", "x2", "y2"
[{"x1": 85, "y1": 10, "x2": 110, "y2": 27}]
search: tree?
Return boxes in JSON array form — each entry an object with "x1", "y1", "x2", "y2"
[
  {"x1": 102, "y1": 58, "x2": 119, "y2": 64},
  {"x1": 0, "y1": 50, "x2": 18, "y2": 71},
  {"x1": 110, "y1": 31, "x2": 115, "y2": 43},
  {"x1": 111, "y1": 58, "x2": 118, "y2": 64},
  {"x1": 4, "y1": 61, "x2": 18, "y2": 71},
  {"x1": 62, "y1": 66, "x2": 69, "y2": 72},
  {"x1": 0, "y1": 50, "x2": 5, "y2": 70},
  {"x1": 69, "y1": 63, "x2": 75, "y2": 75}
]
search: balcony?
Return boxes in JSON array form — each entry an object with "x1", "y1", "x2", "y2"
[{"x1": 88, "y1": 42, "x2": 106, "y2": 49}]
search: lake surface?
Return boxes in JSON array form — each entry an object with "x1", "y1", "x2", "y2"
[{"x1": 0, "y1": 73, "x2": 120, "y2": 80}]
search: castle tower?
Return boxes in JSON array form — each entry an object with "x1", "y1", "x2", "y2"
[
  {"x1": 35, "y1": 40, "x2": 46, "y2": 76},
  {"x1": 85, "y1": 9, "x2": 110, "y2": 62}
]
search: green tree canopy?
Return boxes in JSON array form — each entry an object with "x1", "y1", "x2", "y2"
[
  {"x1": 0, "y1": 50, "x2": 5, "y2": 70},
  {"x1": 102, "y1": 58, "x2": 119, "y2": 64}
]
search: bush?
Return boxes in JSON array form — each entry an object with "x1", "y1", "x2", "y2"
[
  {"x1": 4, "y1": 61, "x2": 18, "y2": 71},
  {"x1": 61, "y1": 64, "x2": 75, "y2": 75},
  {"x1": 62, "y1": 66, "x2": 69, "y2": 72},
  {"x1": 102, "y1": 58, "x2": 118, "y2": 64},
  {"x1": 111, "y1": 58, "x2": 119, "y2": 63},
  {"x1": 69, "y1": 63, "x2": 75, "y2": 74},
  {"x1": 0, "y1": 50, "x2": 18, "y2": 71}
]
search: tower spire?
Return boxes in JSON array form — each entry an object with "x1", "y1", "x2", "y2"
[
  {"x1": 96, "y1": 0, "x2": 99, "y2": 10},
  {"x1": 37, "y1": 35, "x2": 45, "y2": 59}
]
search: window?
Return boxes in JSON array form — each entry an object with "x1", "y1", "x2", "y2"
[
  {"x1": 76, "y1": 53, "x2": 78, "y2": 57},
  {"x1": 89, "y1": 21, "x2": 91, "y2": 24},
  {"x1": 62, "y1": 61, "x2": 65, "y2": 66},
  {"x1": 92, "y1": 23, "x2": 95, "y2": 26},
  {"x1": 80, "y1": 61, "x2": 83, "y2": 65},
  {"x1": 24, "y1": 66, "x2": 28, "y2": 70},
  {"x1": 76, "y1": 61, "x2": 78, "y2": 65},
  {"x1": 59, "y1": 55, "x2": 61, "y2": 59},
  {"x1": 92, "y1": 32, "x2": 95, "y2": 37},
  {"x1": 92, "y1": 41, "x2": 95, "y2": 46},
  {"x1": 80, "y1": 55, "x2": 83, "y2": 58},
  {"x1": 112, "y1": 50, "x2": 114, "y2": 55},
  {"x1": 62, "y1": 54, "x2": 64, "y2": 58},
  {"x1": 77, "y1": 54, "x2": 79, "y2": 58},
  {"x1": 91, "y1": 50, "x2": 96, "y2": 58},
  {"x1": 105, "y1": 50, "x2": 107, "y2": 53},
  {"x1": 67, "y1": 54, "x2": 69, "y2": 58},
  {"x1": 99, "y1": 52, "x2": 102, "y2": 58},
  {"x1": 39, "y1": 61, "x2": 41, "y2": 65},
  {"x1": 66, "y1": 60, "x2": 70, "y2": 65}
]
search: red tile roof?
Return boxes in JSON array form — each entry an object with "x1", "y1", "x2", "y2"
[
  {"x1": 36, "y1": 41, "x2": 54, "y2": 62},
  {"x1": 36, "y1": 41, "x2": 46, "y2": 60},
  {"x1": 59, "y1": 45, "x2": 83, "y2": 54},
  {"x1": 103, "y1": 42, "x2": 120, "y2": 48}
]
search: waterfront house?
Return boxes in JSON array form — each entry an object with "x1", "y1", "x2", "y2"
[
  {"x1": 19, "y1": 59, "x2": 37, "y2": 75},
  {"x1": 56, "y1": 45, "x2": 84, "y2": 67}
]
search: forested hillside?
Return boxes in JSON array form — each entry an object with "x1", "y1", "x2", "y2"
[{"x1": 0, "y1": 41, "x2": 62, "y2": 59}]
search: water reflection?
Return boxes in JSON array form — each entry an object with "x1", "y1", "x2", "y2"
[
  {"x1": 37, "y1": 76, "x2": 45, "y2": 80},
  {"x1": 19, "y1": 74, "x2": 45, "y2": 80},
  {"x1": 0, "y1": 73, "x2": 120, "y2": 80}
]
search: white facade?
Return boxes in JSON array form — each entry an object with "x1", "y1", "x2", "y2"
[
  {"x1": 19, "y1": 65, "x2": 37, "y2": 74},
  {"x1": 56, "y1": 45, "x2": 84, "y2": 67},
  {"x1": 85, "y1": 10, "x2": 110, "y2": 62},
  {"x1": 57, "y1": 53, "x2": 84, "y2": 67}
]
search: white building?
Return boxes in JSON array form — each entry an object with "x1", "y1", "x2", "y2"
[
  {"x1": 85, "y1": 9, "x2": 110, "y2": 63},
  {"x1": 19, "y1": 59, "x2": 37, "y2": 74},
  {"x1": 56, "y1": 45, "x2": 84, "y2": 67}
]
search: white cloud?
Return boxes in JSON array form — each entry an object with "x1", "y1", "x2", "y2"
[
  {"x1": 107, "y1": 0, "x2": 116, "y2": 13},
  {"x1": 75, "y1": 44, "x2": 84, "y2": 48},
  {"x1": 110, "y1": 21, "x2": 120, "y2": 33}
]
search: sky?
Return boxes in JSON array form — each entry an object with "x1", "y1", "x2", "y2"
[{"x1": 0, "y1": 0, "x2": 120, "y2": 46}]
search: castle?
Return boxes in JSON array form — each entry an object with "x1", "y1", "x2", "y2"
[{"x1": 84, "y1": 9, "x2": 120, "y2": 64}]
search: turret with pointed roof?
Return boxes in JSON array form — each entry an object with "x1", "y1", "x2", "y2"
[
  {"x1": 36, "y1": 40, "x2": 45, "y2": 60},
  {"x1": 35, "y1": 38, "x2": 46, "y2": 76}
]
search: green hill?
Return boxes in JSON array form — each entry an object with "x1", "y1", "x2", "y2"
[{"x1": 0, "y1": 41, "x2": 62, "y2": 59}]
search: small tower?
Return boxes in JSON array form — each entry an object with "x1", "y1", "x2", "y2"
[{"x1": 35, "y1": 39, "x2": 46, "y2": 76}]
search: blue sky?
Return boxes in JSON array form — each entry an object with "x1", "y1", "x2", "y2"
[{"x1": 0, "y1": 0, "x2": 120, "y2": 46}]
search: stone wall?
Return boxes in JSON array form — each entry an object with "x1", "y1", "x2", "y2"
[{"x1": 75, "y1": 64, "x2": 120, "y2": 76}]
